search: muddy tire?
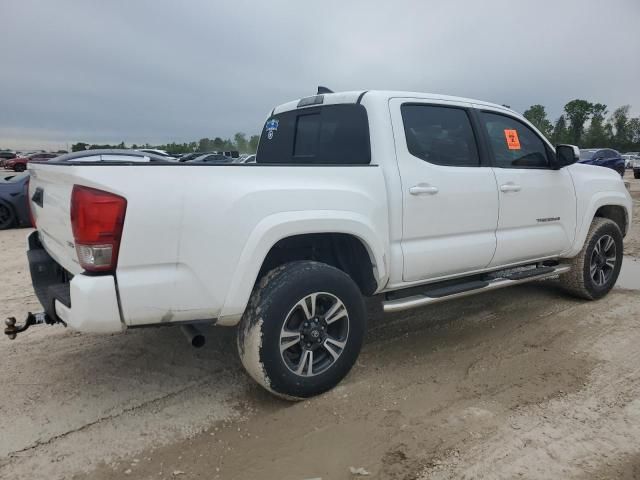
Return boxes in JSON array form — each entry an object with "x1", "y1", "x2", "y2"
[
  {"x1": 237, "y1": 261, "x2": 366, "y2": 400},
  {"x1": 558, "y1": 218, "x2": 623, "y2": 300}
]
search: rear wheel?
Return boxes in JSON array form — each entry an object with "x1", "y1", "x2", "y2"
[
  {"x1": 0, "y1": 200, "x2": 15, "y2": 230},
  {"x1": 558, "y1": 218, "x2": 623, "y2": 300},
  {"x1": 634, "y1": 171, "x2": 640, "y2": 179},
  {"x1": 237, "y1": 261, "x2": 366, "y2": 400},
  {"x1": 14, "y1": 164, "x2": 26, "y2": 172}
]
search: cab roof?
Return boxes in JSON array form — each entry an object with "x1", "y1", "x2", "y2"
[{"x1": 272, "y1": 90, "x2": 520, "y2": 117}]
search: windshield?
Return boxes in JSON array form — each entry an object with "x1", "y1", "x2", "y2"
[{"x1": 579, "y1": 150, "x2": 597, "y2": 160}]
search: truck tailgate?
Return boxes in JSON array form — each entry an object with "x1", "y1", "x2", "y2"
[{"x1": 29, "y1": 164, "x2": 84, "y2": 275}]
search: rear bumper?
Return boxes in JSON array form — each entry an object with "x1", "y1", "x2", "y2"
[{"x1": 27, "y1": 231, "x2": 124, "y2": 334}]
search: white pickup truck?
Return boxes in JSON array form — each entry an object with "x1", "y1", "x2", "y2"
[{"x1": 9, "y1": 90, "x2": 632, "y2": 399}]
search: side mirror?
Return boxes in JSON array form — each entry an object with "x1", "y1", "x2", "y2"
[{"x1": 554, "y1": 144, "x2": 580, "y2": 169}]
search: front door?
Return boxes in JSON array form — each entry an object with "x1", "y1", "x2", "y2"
[
  {"x1": 476, "y1": 108, "x2": 577, "y2": 267},
  {"x1": 390, "y1": 99, "x2": 499, "y2": 282}
]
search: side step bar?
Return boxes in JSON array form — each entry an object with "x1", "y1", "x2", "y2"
[{"x1": 382, "y1": 264, "x2": 571, "y2": 313}]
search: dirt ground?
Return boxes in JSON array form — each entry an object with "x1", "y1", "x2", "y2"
[{"x1": 1, "y1": 172, "x2": 639, "y2": 480}]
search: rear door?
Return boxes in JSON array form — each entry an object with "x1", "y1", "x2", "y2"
[
  {"x1": 389, "y1": 99, "x2": 499, "y2": 282},
  {"x1": 476, "y1": 109, "x2": 577, "y2": 267}
]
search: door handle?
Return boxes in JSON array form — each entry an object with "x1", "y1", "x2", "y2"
[
  {"x1": 409, "y1": 184, "x2": 439, "y2": 195},
  {"x1": 500, "y1": 183, "x2": 521, "y2": 193}
]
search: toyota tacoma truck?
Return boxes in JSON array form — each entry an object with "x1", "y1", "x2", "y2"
[{"x1": 8, "y1": 90, "x2": 632, "y2": 400}]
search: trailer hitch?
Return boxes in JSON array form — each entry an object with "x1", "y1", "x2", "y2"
[{"x1": 4, "y1": 312, "x2": 63, "y2": 340}]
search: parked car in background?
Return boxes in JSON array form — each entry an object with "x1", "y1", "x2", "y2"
[
  {"x1": 0, "y1": 151, "x2": 17, "y2": 168},
  {"x1": 234, "y1": 154, "x2": 256, "y2": 164},
  {"x1": 623, "y1": 152, "x2": 640, "y2": 169},
  {"x1": 0, "y1": 172, "x2": 31, "y2": 230},
  {"x1": 188, "y1": 153, "x2": 233, "y2": 164},
  {"x1": 4, "y1": 152, "x2": 59, "y2": 172},
  {"x1": 178, "y1": 151, "x2": 210, "y2": 162},
  {"x1": 633, "y1": 158, "x2": 640, "y2": 179},
  {"x1": 137, "y1": 149, "x2": 176, "y2": 160},
  {"x1": 579, "y1": 148, "x2": 625, "y2": 177}
]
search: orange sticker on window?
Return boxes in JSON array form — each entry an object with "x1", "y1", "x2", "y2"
[{"x1": 504, "y1": 129, "x2": 521, "y2": 150}]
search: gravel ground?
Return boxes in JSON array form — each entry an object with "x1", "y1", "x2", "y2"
[{"x1": 0, "y1": 172, "x2": 638, "y2": 480}]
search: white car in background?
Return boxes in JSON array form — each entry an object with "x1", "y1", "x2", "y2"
[
  {"x1": 235, "y1": 154, "x2": 256, "y2": 164},
  {"x1": 623, "y1": 152, "x2": 640, "y2": 169},
  {"x1": 137, "y1": 148, "x2": 176, "y2": 160}
]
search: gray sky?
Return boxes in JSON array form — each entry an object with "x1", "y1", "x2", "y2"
[{"x1": 1, "y1": 0, "x2": 639, "y2": 150}]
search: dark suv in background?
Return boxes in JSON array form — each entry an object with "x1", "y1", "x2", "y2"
[{"x1": 578, "y1": 148, "x2": 625, "y2": 177}]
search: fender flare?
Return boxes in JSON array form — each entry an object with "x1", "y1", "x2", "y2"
[
  {"x1": 217, "y1": 210, "x2": 389, "y2": 325},
  {"x1": 564, "y1": 191, "x2": 631, "y2": 258}
]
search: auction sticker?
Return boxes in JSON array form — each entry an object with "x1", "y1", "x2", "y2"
[{"x1": 504, "y1": 129, "x2": 521, "y2": 150}]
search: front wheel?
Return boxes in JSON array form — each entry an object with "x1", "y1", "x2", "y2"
[
  {"x1": 634, "y1": 171, "x2": 640, "y2": 179},
  {"x1": 558, "y1": 218, "x2": 623, "y2": 300},
  {"x1": 237, "y1": 261, "x2": 366, "y2": 400},
  {"x1": 13, "y1": 164, "x2": 26, "y2": 172}
]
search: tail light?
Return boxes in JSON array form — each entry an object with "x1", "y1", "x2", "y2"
[{"x1": 70, "y1": 185, "x2": 127, "y2": 272}]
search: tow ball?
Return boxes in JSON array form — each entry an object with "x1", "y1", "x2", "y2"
[{"x1": 4, "y1": 312, "x2": 62, "y2": 340}]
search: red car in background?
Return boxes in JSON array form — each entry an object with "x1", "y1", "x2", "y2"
[{"x1": 4, "y1": 152, "x2": 59, "y2": 172}]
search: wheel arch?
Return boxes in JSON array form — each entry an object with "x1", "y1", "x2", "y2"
[
  {"x1": 217, "y1": 210, "x2": 388, "y2": 325},
  {"x1": 594, "y1": 204, "x2": 628, "y2": 237},
  {"x1": 565, "y1": 192, "x2": 632, "y2": 258}
]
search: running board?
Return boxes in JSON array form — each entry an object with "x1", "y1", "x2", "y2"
[{"x1": 382, "y1": 264, "x2": 571, "y2": 313}]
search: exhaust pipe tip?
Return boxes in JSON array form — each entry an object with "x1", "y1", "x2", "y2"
[{"x1": 180, "y1": 324, "x2": 206, "y2": 348}]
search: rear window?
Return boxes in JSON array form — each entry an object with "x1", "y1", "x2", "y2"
[{"x1": 256, "y1": 104, "x2": 371, "y2": 165}]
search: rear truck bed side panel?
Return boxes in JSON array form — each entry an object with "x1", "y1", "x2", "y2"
[{"x1": 28, "y1": 163, "x2": 390, "y2": 329}]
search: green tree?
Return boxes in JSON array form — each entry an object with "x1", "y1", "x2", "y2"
[
  {"x1": 523, "y1": 104, "x2": 553, "y2": 139},
  {"x1": 564, "y1": 99, "x2": 593, "y2": 145},
  {"x1": 234, "y1": 132, "x2": 248, "y2": 152},
  {"x1": 71, "y1": 142, "x2": 89, "y2": 152},
  {"x1": 222, "y1": 138, "x2": 234, "y2": 151},
  {"x1": 610, "y1": 105, "x2": 631, "y2": 150},
  {"x1": 198, "y1": 138, "x2": 212, "y2": 152},
  {"x1": 551, "y1": 115, "x2": 569, "y2": 145},
  {"x1": 584, "y1": 103, "x2": 608, "y2": 147},
  {"x1": 629, "y1": 117, "x2": 640, "y2": 147},
  {"x1": 248, "y1": 135, "x2": 260, "y2": 153},
  {"x1": 212, "y1": 137, "x2": 224, "y2": 150}
]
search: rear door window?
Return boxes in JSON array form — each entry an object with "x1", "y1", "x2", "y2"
[
  {"x1": 257, "y1": 104, "x2": 370, "y2": 164},
  {"x1": 401, "y1": 104, "x2": 480, "y2": 167}
]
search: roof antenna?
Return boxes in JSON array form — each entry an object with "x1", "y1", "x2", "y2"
[{"x1": 317, "y1": 86, "x2": 334, "y2": 94}]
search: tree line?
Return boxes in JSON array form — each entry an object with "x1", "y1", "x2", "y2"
[
  {"x1": 523, "y1": 100, "x2": 640, "y2": 151},
  {"x1": 72, "y1": 132, "x2": 260, "y2": 154}
]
